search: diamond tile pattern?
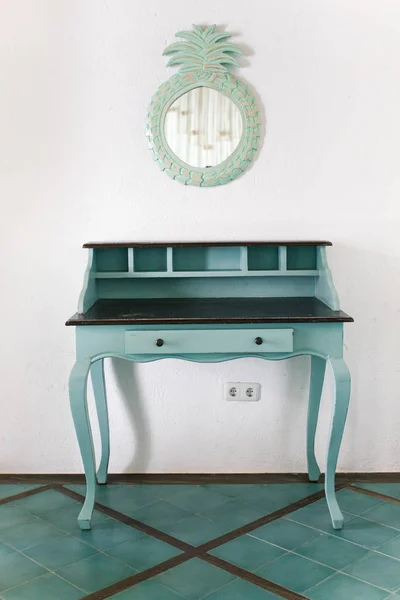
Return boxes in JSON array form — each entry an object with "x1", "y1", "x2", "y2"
[{"x1": 1, "y1": 481, "x2": 400, "y2": 599}]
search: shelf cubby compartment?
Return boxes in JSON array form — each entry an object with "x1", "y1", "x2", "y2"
[
  {"x1": 133, "y1": 247, "x2": 168, "y2": 272},
  {"x1": 286, "y1": 246, "x2": 317, "y2": 270},
  {"x1": 96, "y1": 248, "x2": 129, "y2": 272},
  {"x1": 247, "y1": 246, "x2": 279, "y2": 271},
  {"x1": 173, "y1": 246, "x2": 241, "y2": 272}
]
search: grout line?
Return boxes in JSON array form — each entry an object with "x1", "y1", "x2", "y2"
[
  {"x1": 268, "y1": 546, "x2": 396, "y2": 594},
  {"x1": 52, "y1": 483, "x2": 337, "y2": 598},
  {"x1": 203, "y1": 554, "x2": 308, "y2": 599},
  {"x1": 54, "y1": 485, "x2": 195, "y2": 553},
  {"x1": 0, "y1": 485, "x2": 53, "y2": 505},
  {"x1": 285, "y1": 511, "x2": 400, "y2": 564},
  {"x1": 82, "y1": 553, "x2": 192, "y2": 600},
  {"x1": 196, "y1": 486, "x2": 340, "y2": 553},
  {"x1": 5, "y1": 480, "x2": 397, "y2": 600},
  {"x1": 349, "y1": 484, "x2": 400, "y2": 505}
]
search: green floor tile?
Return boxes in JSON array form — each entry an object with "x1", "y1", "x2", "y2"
[
  {"x1": 39, "y1": 503, "x2": 109, "y2": 533},
  {"x1": 73, "y1": 518, "x2": 143, "y2": 551},
  {"x1": 362, "y1": 502, "x2": 400, "y2": 530},
  {"x1": 331, "y1": 516, "x2": 400, "y2": 549},
  {"x1": 224, "y1": 485, "x2": 282, "y2": 512},
  {"x1": 237, "y1": 484, "x2": 324, "y2": 512},
  {"x1": 344, "y1": 551, "x2": 400, "y2": 592},
  {"x1": 0, "y1": 551, "x2": 46, "y2": 592},
  {"x1": 296, "y1": 531, "x2": 368, "y2": 569},
  {"x1": 56, "y1": 552, "x2": 134, "y2": 594},
  {"x1": 12, "y1": 490, "x2": 77, "y2": 516},
  {"x1": 250, "y1": 517, "x2": 320, "y2": 550},
  {"x1": 106, "y1": 534, "x2": 181, "y2": 570},
  {"x1": 0, "y1": 518, "x2": 63, "y2": 550},
  {"x1": 202, "y1": 484, "x2": 261, "y2": 499},
  {"x1": 131, "y1": 500, "x2": 193, "y2": 531},
  {"x1": 141, "y1": 485, "x2": 197, "y2": 500},
  {"x1": 210, "y1": 533, "x2": 285, "y2": 571},
  {"x1": 1, "y1": 573, "x2": 83, "y2": 600},
  {"x1": 377, "y1": 534, "x2": 400, "y2": 559},
  {"x1": 0, "y1": 542, "x2": 14, "y2": 558},
  {"x1": 166, "y1": 486, "x2": 230, "y2": 513},
  {"x1": 203, "y1": 578, "x2": 282, "y2": 599},
  {"x1": 201, "y1": 500, "x2": 266, "y2": 530},
  {"x1": 0, "y1": 505, "x2": 35, "y2": 531},
  {"x1": 257, "y1": 552, "x2": 333, "y2": 594},
  {"x1": 91, "y1": 485, "x2": 155, "y2": 515},
  {"x1": 109, "y1": 579, "x2": 185, "y2": 599},
  {"x1": 65, "y1": 485, "x2": 87, "y2": 496},
  {"x1": 288, "y1": 498, "x2": 354, "y2": 532},
  {"x1": 0, "y1": 485, "x2": 42, "y2": 500},
  {"x1": 24, "y1": 534, "x2": 97, "y2": 569},
  {"x1": 335, "y1": 489, "x2": 384, "y2": 515},
  {"x1": 155, "y1": 558, "x2": 236, "y2": 599},
  {"x1": 68, "y1": 484, "x2": 155, "y2": 511},
  {"x1": 355, "y1": 484, "x2": 400, "y2": 499},
  {"x1": 307, "y1": 572, "x2": 390, "y2": 599},
  {"x1": 133, "y1": 483, "x2": 191, "y2": 502},
  {"x1": 161, "y1": 514, "x2": 231, "y2": 545}
]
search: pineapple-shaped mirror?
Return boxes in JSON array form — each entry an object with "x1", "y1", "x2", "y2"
[{"x1": 146, "y1": 25, "x2": 261, "y2": 186}]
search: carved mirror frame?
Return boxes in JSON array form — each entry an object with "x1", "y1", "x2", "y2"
[{"x1": 146, "y1": 25, "x2": 261, "y2": 187}]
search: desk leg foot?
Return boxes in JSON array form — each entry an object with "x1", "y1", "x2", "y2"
[
  {"x1": 325, "y1": 357, "x2": 351, "y2": 530},
  {"x1": 69, "y1": 359, "x2": 96, "y2": 530},
  {"x1": 307, "y1": 356, "x2": 326, "y2": 482},
  {"x1": 78, "y1": 516, "x2": 92, "y2": 530},
  {"x1": 90, "y1": 359, "x2": 110, "y2": 485}
]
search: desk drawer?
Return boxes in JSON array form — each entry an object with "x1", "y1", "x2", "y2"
[{"x1": 125, "y1": 329, "x2": 293, "y2": 354}]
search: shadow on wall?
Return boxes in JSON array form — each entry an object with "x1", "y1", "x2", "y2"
[
  {"x1": 335, "y1": 242, "x2": 400, "y2": 470},
  {"x1": 106, "y1": 353, "x2": 312, "y2": 474},
  {"x1": 111, "y1": 358, "x2": 151, "y2": 473}
]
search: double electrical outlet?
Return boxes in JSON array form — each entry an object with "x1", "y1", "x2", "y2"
[{"x1": 224, "y1": 382, "x2": 261, "y2": 402}]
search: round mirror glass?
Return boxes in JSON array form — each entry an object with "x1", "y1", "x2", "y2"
[{"x1": 164, "y1": 87, "x2": 243, "y2": 168}]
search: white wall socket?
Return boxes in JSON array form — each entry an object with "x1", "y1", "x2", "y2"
[{"x1": 224, "y1": 382, "x2": 261, "y2": 402}]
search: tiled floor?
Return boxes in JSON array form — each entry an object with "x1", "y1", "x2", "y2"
[{"x1": 1, "y1": 481, "x2": 400, "y2": 599}]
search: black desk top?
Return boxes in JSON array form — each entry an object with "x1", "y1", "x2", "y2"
[
  {"x1": 66, "y1": 297, "x2": 353, "y2": 326},
  {"x1": 83, "y1": 241, "x2": 332, "y2": 248}
]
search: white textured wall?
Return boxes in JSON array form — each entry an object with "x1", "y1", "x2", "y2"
[{"x1": 1, "y1": 0, "x2": 400, "y2": 473}]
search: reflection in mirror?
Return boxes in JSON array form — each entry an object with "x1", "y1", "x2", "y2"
[{"x1": 164, "y1": 87, "x2": 243, "y2": 168}]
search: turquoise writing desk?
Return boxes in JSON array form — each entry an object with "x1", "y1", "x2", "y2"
[{"x1": 66, "y1": 241, "x2": 353, "y2": 530}]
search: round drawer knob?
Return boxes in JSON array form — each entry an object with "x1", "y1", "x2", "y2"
[
  {"x1": 156, "y1": 338, "x2": 164, "y2": 347},
  {"x1": 255, "y1": 337, "x2": 263, "y2": 346}
]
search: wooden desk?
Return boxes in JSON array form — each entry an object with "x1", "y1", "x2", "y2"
[{"x1": 66, "y1": 241, "x2": 353, "y2": 530}]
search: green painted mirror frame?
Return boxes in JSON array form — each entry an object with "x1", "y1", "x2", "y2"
[{"x1": 146, "y1": 25, "x2": 261, "y2": 186}]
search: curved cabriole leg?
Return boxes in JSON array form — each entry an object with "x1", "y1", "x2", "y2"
[
  {"x1": 325, "y1": 357, "x2": 351, "y2": 530},
  {"x1": 69, "y1": 359, "x2": 96, "y2": 530},
  {"x1": 91, "y1": 359, "x2": 110, "y2": 485},
  {"x1": 307, "y1": 356, "x2": 327, "y2": 482}
]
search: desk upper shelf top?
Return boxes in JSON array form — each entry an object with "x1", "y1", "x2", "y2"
[{"x1": 66, "y1": 241, "x2": 353, "y2": 326}]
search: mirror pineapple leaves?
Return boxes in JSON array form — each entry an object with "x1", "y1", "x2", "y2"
[
  {"x1": 163, "y1": 24, "x2": 243, "y2": 74},
  {"x1": 146, "y1": 24, "x2": 261, "y2": 186}
]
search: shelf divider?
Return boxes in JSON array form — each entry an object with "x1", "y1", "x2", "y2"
[
  {"x1": 279, "y1": 246, "x2": 287, "y2": 271},
  {"x1": 128, "y1": 249, "x2": 134, "y2": 272},
  {"x1": 167, "y1": 247, "x2": 173, "y2": 273},
  {"x1": 240, "y1": 246, "x2": 248, "y2": 272}
]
